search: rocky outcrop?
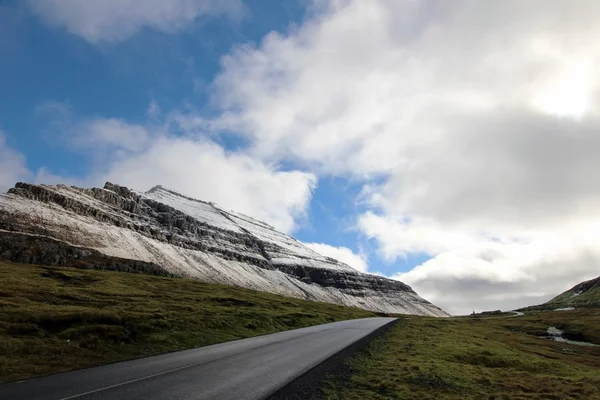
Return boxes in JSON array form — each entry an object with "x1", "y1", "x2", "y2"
[
  {"x1": 0, "y1": 231, "x2": 175, "y2": 277},
  {"x1": 0, "y1": 182, "x2": 449, "y2": 316}
]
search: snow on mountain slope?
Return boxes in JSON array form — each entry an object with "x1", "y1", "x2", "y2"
[
  {"x1": 144, "y1": 186, "x2": 356, "y2": 273},
  {"x1": 143, "y1": 186, "x2": 244, "y2": 234},
  {"x1": 0, "y1": 182, "x2": 449, "y2": 317},
  {"x1": 219, "y1": 208, "x2": 356, "y2": 270}
]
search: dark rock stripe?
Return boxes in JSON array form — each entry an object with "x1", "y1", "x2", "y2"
[{"x1": 0, "y1": 231, "x2": 176, "y2": 278}]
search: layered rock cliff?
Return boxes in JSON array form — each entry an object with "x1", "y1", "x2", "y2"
[{"x1": 0, "y1": 182, "x2": 449, "y2": 316}]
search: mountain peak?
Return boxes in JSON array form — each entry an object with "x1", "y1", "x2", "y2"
[
  {"x1": 147, "y1": 185, "x2": 165, "y2": 193},
  {"x1": 0, "y1": 181, "x2": 449, "y2": 316}
]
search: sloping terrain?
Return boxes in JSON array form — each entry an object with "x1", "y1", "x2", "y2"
[
  {"x1": 0, "y1": 261, "x2": 377, "y2": 384},
  {"x1": 324, "y1": 310, "x2": 600, "y2": 399},
  {"x1": 0, "y1": 182, "x2": 448, "y2": 316},
  {"x1": 544, "y1": 275, "x2": 600, "y2": 309},
  {"x1": 519, "y1": 275, "x2": 600, "y2": 311},
  {"x1": 324, "y1": 276, "x2": 600, "y2": 399}
]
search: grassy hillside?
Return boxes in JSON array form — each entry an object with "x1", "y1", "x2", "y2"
[
  {"x1": 0, "y1": 261, "x2": 376, "y2": 384},
  {"x1": 543, "y1": 276, "x2": 600, "y2": 309},
  {"x1": 324, "y1": 310, "x2": 600, "y2": 399}
]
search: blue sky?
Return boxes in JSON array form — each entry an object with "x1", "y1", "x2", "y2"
[{"x1": 2, "y1": 0, "x2": 600, "y2": 315}]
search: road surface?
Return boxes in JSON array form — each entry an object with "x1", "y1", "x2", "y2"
[
  {"x1": 0, "y1": 317, "x2": 395, "y2": 400},
  {"x1": 509, "y1": 311, "x2": 525, "y2": 317}
]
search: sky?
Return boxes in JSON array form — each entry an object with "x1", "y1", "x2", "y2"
[{"x1": 1, "y1": 0, "x2": 600, "y2": 315}]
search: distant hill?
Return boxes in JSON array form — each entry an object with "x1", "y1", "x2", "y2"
[
  {"x1": 522, "y1": 275, "x2": 600, "y2": 310},
  {"x1": 546, "y1": 276, "x2": 600, "y2": 308}
]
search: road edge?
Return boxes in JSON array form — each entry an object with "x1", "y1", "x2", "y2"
[{"x1": 266, "y1": 318, "x2": 400, "y2": 400}]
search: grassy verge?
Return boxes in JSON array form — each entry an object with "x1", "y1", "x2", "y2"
[
  {"x1": 0, "y1": 261, "x2": 376, "y2": 384},
  {"x1": 324, "y1": 310, "x2": 600, "y2": 399}
]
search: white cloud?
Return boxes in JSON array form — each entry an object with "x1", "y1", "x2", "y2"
[
  {"x1": 358, "y1": 212, "x2": 482, "y2": 260},
  {"x1": 36, "y1": 102, "x2": 154, "y2": 153},
  {"x1": 0, "y1": 130, "x2": 87, "y2": 191},
  {"x1": 74, "y1": 118, "x2": 153, "y2": 152},
  {"x1": 35, "y1": 103, "x2": 316, "y2": 233},
  {"x1": 0, "y1": 132, "x2": 31, "y2": 193},
  {"x1": 361, "y1": 212, "x2": 600, "y2": 314},
  {"x1": 208, "y1": 0, "x2": 600, "y2": 313},
  {"x1": 213, "y1": 1, "x2": 600, "y2": 175},
  {"x1": 304, "y1": 242, "x2": 367, "y2": 273},
  {"x1": 389, "y1": 232, "x2": 600, "y2": 315},
  {"x1": 100, "y1": 136, "x2": 316, "y2": 233},
  {"x1": 27, "y1": 0, "x2": 245, "y2": 43}
]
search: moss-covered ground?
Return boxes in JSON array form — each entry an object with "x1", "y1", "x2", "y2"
[
  {"x1": 0, "y1": 261, "x2": 376, "y2": 383},
  {"x1": 324, "y1": 310, "x2": 600, "y2": 399}
]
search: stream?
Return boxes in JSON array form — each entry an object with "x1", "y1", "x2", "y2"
[{"x1": 547, "y1": 327, "x2": 599, "y2": 347}]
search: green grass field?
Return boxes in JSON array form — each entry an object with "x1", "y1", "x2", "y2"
[
  {"x1": 324, "y1": 310, "x2": 600, "y2": 399},
  {"x1": 543, "y1": 276, "x2": 600, "y2": 310},
  {"x1": 0, "y1": 261, "x2": 376, "y2": 384}
]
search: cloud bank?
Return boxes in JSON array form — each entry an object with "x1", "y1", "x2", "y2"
[
  {"x1": 27, "y1": 0, "x2": 245, "y2": 43},
  {"x1": 209, "y1": 0, "x2": 600, "y2": 314}
]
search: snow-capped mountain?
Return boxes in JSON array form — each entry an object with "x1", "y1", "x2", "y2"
[{"x1": 0, "y1": 182, "x2": 449, "y2": 317}]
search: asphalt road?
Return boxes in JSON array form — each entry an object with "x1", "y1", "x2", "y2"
[{"x1": 0, "y1": 317, "x2": 395, "y2": 400}]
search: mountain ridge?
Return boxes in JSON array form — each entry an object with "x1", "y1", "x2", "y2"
[
  {"x1": 518, "y1": 275, "x2": 600, "y2": 311},
  {"x1": 545, "y1": 275, "x2": 600, "y2": 308},
  {"x1": 0, "y1": 181, "x2": 448, "y2": 317}
]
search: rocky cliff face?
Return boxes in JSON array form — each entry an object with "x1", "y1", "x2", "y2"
[{"x1": 0, "y1": 182, "x2": 449, "y2": 316}]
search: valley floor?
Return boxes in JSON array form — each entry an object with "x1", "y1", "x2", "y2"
[
  {"x1": 323, "y1": 310, "x2": 600, "y2": 399},
  {"x1": 0, "y1": 261, "x2": 375, "y2": 384}
]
